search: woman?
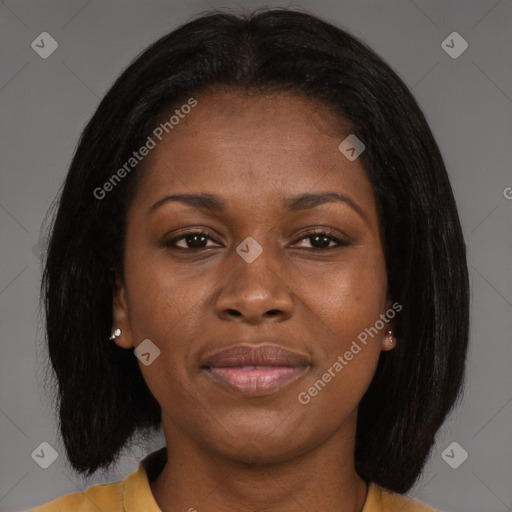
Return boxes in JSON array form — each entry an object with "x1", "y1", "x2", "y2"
[{"x1": 30, "y1": 8, "x2": 469, "y2": 512}]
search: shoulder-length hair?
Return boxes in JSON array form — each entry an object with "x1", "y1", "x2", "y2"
[{"x1": 41, "y1": 7, "x2": 469, "y2": 493}]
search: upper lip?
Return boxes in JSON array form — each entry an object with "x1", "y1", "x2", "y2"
[{"x1": 201, "y1": 344, "x2": 311, "y2": 368}]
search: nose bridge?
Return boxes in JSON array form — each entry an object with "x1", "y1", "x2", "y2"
[
  {"x1": 215, "y1": 233, "x2": 294, "y2": 322},
  {"x1": 234, "y1": 236, "x2": 280, "y2": 289}
]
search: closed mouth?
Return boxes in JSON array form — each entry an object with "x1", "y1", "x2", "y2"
[{"x1": 201, "y1": 344, "x2": 311, "y2": 396}]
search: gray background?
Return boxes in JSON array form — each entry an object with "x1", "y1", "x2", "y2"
[{"x1": 1, "y1": 1, "x2": 511, "y2": 511}]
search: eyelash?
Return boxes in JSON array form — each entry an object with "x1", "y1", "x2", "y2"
[{"x1": 165, "y1": 229, "x2": 349, "y2": 251}]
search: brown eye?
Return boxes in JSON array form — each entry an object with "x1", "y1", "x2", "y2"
[
  {"x1": 293, "y1": 231, "x2": 349, "y2": 250},
  {"x1": 166, "y1": 231, "x2": 221, "y2": 250}
]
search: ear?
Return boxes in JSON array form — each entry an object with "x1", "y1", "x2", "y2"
[
  {"x1": 380, "y1": 328, "x2": 396, "y2": 352},
  {"x1": 111, "y1": 271, "x2": 135, "y2": 349},
  {"x1": 380, "y1": 297, "x2": 397, "y2": 352}
]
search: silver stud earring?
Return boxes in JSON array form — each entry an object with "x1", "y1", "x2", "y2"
[{"x1": 109, "y1": 328, "x2": 121, "y2": 341}]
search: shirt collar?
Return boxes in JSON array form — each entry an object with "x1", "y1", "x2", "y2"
[{"x1": 124, "y1": 447, "x2": 167, "y2": 512}]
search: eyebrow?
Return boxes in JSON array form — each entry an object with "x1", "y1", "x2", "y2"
[{"x1": 147, "y1": 192, "x2": 368, "y2": 223}]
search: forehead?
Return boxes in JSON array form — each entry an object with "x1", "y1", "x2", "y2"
[
  {"x1": 149, "y1": 90, "x2": 348, "y2": 161},
  {"x1": 132, "y1": 90, "x2": 375, "y2": 215}
]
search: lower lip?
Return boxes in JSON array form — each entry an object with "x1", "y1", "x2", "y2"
[{"x1": 204, "y1": 365, "x2": 308, "y2": 396}]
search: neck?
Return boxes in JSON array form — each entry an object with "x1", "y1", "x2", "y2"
[{"x1": 150, "y1": 414, "x2": 368, "y2": 512}]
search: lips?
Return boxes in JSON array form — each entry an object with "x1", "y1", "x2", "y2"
[
  {"x1": 202, "y1": 344, "x2": 310, "y2": 368},
  {"x1": 201, "y1": 344, "x2": 311, "y2": 396}
]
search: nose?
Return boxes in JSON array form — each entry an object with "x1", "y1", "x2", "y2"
[{"x1": 215, "y1": 248, "x2": 294, "y2": 325}]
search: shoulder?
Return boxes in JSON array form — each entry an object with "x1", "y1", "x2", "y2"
[
  {"x1": 364, "y1": 482, "x2": 441, "y2": 512},
  {"x1": 27, "y1": 447, "x2": 166, "y2": 512},
  {"x1": 27, "y1": 478, "x2": 125, "y2": 512}
]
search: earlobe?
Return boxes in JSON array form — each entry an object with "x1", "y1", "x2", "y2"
[
  {"x1": 381, "y1": 329, "x2": 396, "y2": 351},
  {"x1": 111, "y1": 271, "x2": 134, "y2": 349},
  {"x1": 381, "y1": 296, "x2": 398, "y2": 351}
]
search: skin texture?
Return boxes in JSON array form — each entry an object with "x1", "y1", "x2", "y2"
[{"x1": 112, "y1": 90, "x2": 396, "y2": 512}]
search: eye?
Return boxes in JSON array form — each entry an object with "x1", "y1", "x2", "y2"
[
  {"x1": 292, "y1": 230, "x2": 348, "y2": 250},
  {"x1": 166, "y1": 230, "x2": 221, "y2": 250}
]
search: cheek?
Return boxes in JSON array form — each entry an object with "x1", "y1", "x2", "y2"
[
  {"x1": 307, "y1": 248, "x2": 388, "y2": 343},
  {"x1": 124, "y1": 267, "x2": 201, "y2": 419},
  {"x1": 298, "y1": 248, "x2": 387, "y2": 397},
  {"x1": 121, "y1": 248, "x2": 205, "y2": 400},
  {"x1": 123, "y1": 241, "x2": 202, "y2": 339}
]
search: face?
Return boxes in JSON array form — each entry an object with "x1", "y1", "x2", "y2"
[{"x1": 113, "y1": 90, "x2": 395, "y2": 464}]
